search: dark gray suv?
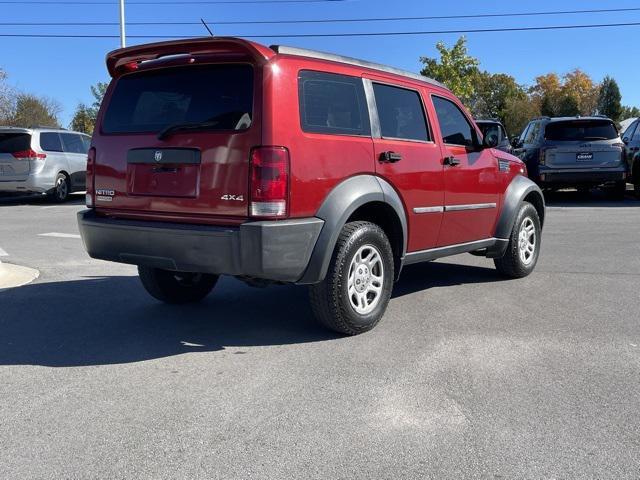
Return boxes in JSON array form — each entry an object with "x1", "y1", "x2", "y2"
[{"x1": 513, "y1": 116, "x2": 627, "y2": 198}]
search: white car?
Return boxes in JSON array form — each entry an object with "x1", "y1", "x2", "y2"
[{"x1": 0, "y1": 126, "x2": 90, "y2": 201}]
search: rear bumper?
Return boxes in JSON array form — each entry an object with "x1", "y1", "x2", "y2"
[
  {"x1": 538, "y1": 168, "x2": 626, "y2": 186},
  {"x1": 77, "y1": 210, "x2": 324, "y2": 283},
  {"x1": 0, "y1": 174, "x2": 52, "y2": 193}
]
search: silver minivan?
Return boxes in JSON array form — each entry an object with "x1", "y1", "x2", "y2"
[{"x1": 0, "y1": 126, "x2": 90, "y2": 202}]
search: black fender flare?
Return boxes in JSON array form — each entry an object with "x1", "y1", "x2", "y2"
[
  {"x1": 494, "y1": 175, "x2": 545, "y2": 241},
  {"x1": 297, "y1": 175, "x2": 407, "y2": 284}
]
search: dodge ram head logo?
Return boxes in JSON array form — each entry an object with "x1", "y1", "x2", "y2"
[{"x1": 154, "y1": 151, "x2": 163, "y2": 163}]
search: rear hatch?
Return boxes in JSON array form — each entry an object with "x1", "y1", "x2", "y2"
[
  {"x1": 542, "y1": 119, "x2": 623, "y2": 169},
  {"x1": 0, "y1": 131, "x2": 33, "y2": 181},
  {"x1": 93, "y1": 38, "x2": 272, "y2": 222}
]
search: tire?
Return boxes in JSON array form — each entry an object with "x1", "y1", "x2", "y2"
[
  {"x1": 50, "y1": 173, "x2": 70, "y2": 203},
  {"x1": 494, "y1": 202, "x2": 541, "y2": 279},
  {"x1": 138, "y1": 266, "x2": 219, "y2": 304},
  {"x1": 308, "y1": 221, "x2": 394, "y2": 335},
  {"x1": 608, "y1": 181, "x2": 627, "y2": 201}
]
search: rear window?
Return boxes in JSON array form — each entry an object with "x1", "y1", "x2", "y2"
[
  {"x1": 102, "y1": 64, "x2": 254, "y2": 134},
  {"x1": 0, "y1": 133, "x2": 31, "y2": 153},
  {"x1": 298, "y1": 70, "x2": 370, "y2": 136},
  {"x1": 544, "y1": 120, "x2": 618, "y2": 141}
]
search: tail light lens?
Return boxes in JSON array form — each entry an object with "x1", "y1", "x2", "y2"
[
  {"x1": 249, "y1": 146, "x2": 289, "y2": 218},
  {"x1": 539, "y1": 147, "x2": 555, "y2": 165},
  {"x1": 12, "y1": 149, "x2": 46, "y2": 160},
  {"x1": 86, "y1": 147, "x2": 96, "y2": 208}
]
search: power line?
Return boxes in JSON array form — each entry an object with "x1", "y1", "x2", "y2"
[
  {"x1": 2, "y1": 6, "x2": 639, "y2": 26},
  {"x1": 1, "y1": 21, "x2": 640, "y2": 38},
  {"x1": 0, "y1": 0, "x2": 349, "y2": 3}
]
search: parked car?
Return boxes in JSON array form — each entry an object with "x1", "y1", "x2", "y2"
[
  {"x1": 475, "y1": 119, "x2": 512, "y2": 153},
  {"x1": 0, "y1": 126, "x2": 90, "y2": 201},
  {"x1": 78, "y1": 37, "x2": 545, "y2": 335},
  {"x1": 621, "y1": 118, "x2": 640, "y2": 197},
  {"x1": 513, "y1": 116, "x2": 627, "y2": 198}
]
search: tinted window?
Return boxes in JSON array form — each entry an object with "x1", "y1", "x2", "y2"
[
  {"x1": 40, "y1": 132, "x2": 63, "y2": 152},
  {"x1": 0, "y1": 133, "x2": 31, "y2": 153},
  {"x1": 523, "y1": 122, "x2": 541, "y2": 145},
  {"x1": 622, "y1": 121, "x2": 636, "y2": 140},
  {"x1": 544, "y1": 120, "x2": 618, "y2": 141},
  {"x1": 432, "y1": 96, "x2": 475, "y2": 147},
  {"x1": 61, "y1": 133, "x2": 88, "y2": 154},
  {"x1": 372, "y1": 83, "x2": 429, "y2": 141},
  {"x1": 478, "y1": 123, "x2": 501, "y2": 141},
  {"x1": 103, "y1": 64, "x2": 254, "y2": 134},
  {"x1": 299, "y1": 70, "x2": 370, "y2": 136},
  {"x1": 81, "y1": 135, "x2": 92, "y2": 151}
]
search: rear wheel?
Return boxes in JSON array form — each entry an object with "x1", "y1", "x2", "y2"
[
  {"x1": 50, "y1": 173, "x2": 70, "y2": 202},
  {"x1": 608, "y1": 180, "x2": 627, "y2": 200},
  {"x1": 494, "y1": 202, "x2": 541, "y2": 279},
  {"x1": 138, "y1": 266, "x2": 218, "y2": 304},
  {"x1": 309, "y1": 221, "x2": 394, "y2": 335}
]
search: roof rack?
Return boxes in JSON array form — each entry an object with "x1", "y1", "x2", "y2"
[
  {"x1": 29, "y1": 125, "x2": 66, "y2": 130},
  {"x1": 271, "y1": 45, "x2": 447, "y2": 90}
]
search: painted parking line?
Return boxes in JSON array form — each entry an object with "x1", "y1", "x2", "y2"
[
  {"x1": 38, "y1": 233, "x2": 81, "y2": 239},
  {"x1": 0, "y1": 247, "x2": 8, "y2": 257}
]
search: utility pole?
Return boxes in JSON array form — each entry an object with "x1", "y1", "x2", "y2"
[{"x1": 119, "y1": 0, "x2": 126, "y2": 48}]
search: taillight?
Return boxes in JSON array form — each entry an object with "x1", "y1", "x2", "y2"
[
  {"x1": 12, "y1": 149, "x2": 46, "y2": 160},
  {"x1": 539, "y1": 147, "x2": 555, "y2": 165},
  {"x1": 86, "y1": 147, "x2": 96, "y2": 208},
  {"x1": 249, "y1": 146, "x2": 289, "y2": 218}
]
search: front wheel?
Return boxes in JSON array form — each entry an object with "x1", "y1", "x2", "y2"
[
  {"x1": 494, "y1": 202, "x2": 541, "y2": 279},
  {"x1": 309, "y1": 221, "x2": 394, "y2": 335},
  {"x1": 138, "y1": 266, "x2": 219, "y2": 304}
]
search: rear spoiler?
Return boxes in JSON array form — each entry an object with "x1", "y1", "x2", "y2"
[{"x1": 106, "y1": 37, "x2": 276, "y2": 77}]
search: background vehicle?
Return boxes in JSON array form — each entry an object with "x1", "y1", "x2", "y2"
[
  {"x1": 78, "y1": 37, "x2": 545, "y2": 335},
  {"x1": 475, "y1": 119, "x2": 513, "y2": 153},
  {"x1": 621, "y1": 118, "x2": 640, "y2": 197},
  {"x1": 0, "y1": 126, "x2": 90, "y2": 201},
  {"x1": 513, "y1": 116, "x2": 627, "y2": 198}
]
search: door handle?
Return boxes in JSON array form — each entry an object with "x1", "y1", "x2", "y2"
[
  {"x1": 379, "y1": 151, "x2": 402, "y2": 163},
  {"x1": 443, "y1": 156, "x2": 460, "y2": 166}
]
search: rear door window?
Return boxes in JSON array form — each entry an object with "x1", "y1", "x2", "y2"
[
  {"x1": 432, "y1": 96, "x2": 476, "y2": 147},
  {"x1": 544, "y1": 120, "x2": 618, "y2": 141},
  {"x1": 61, "y1": 133, "x2": 88, "y2": 154},
  {"x1": 40, "y1": 132, "x2": 63, "y2": 152},
  {"x1": 373, "y1": 83, "x2": 430, "y2": 142},
  {"x1": 298, "y1": 70, "x2": 370, "y2": 136},
  {"x1": 102, "y1": 64, "x2": 254, "y2": 134},
  {"x1": 0, "y1": 133, "x2": 31, "y2": 153}
]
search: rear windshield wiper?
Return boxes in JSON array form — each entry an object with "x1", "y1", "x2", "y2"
[{"x1": 157, "y1": 120, "x2": 220, "y2": 140}]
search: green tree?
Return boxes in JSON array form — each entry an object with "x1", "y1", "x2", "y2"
[
  {"x1": 556, "y1": 95, "x2": 580, "y2": 117},
  {"x1": 621, "y1": 106, "x2": 640, "y2": 119},
  {"x1": 503, "y1": 96, "x2": 541, "y2": 138},
  {"x1": 420, "y1": 36, "x2": 479, "y2": 106},
  {"x1": 89, "y1": 81, "x2": 108, "y2": 118},
  {"x1": 471, "y1": 72, "x2": 527, "y2": 118},
  {"x1": 70, "y1": 103, "x2": 94, "y2": 134},
  {"x1": 597, "y1": 76, "x2": 623, "y2": 121},
  {"x1": 9, "y1": 93, "x2": 61, "y2": 128}
]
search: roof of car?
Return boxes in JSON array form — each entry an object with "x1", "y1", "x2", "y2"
[
  {"x1": 0, "y1": 126, "x2": 88, "y2": 135},
  {"x1": 543, "y1": 116, "x2": 615, "y2": 123}
]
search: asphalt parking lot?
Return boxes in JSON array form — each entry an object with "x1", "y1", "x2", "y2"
[{"x1": 1, "y1": 190, "x2": 639, "y2": 479}]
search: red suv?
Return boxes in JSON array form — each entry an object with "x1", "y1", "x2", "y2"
[{"x1": 78, "y1": 37, "x2": 545, "y2": 335}]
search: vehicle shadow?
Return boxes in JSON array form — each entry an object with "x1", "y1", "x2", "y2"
[
  {"x1": 0, "y1": 260, "x2": 503, "y2": 368},
  {"x1": 0, "y1": 192, "x2": 84, "y2": 207},
  {"x1": 544, "y1": 187, "x2": 639, "y2": 208}
]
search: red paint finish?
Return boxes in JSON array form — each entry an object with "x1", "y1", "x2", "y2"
[{"x1": 91, "y1": 36, "x2": 525, "y2": 249}]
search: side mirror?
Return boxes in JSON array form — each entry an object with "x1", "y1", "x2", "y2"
[
  {"x1": 510, "y1": 136, "x2": 521, "y2": 148},
  {"x1": 623, "y1": 137, "x2": 629, "y2": 144},
  {"x1": 483, "y1": 133, "x2": 499, "y2": 149}
]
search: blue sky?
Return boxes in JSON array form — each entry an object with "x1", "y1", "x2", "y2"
[{"x1": 1, "y1": 0, "x2": 638, "y2": 126}]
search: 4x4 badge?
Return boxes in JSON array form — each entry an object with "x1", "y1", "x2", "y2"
[{"x1": 154, "y1": 151, "x2": 163, "y2": 162}]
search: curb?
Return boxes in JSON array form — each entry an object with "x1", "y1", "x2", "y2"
[{"x1": 0, "y1": 259, "x2": 40, "y2": 290}]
